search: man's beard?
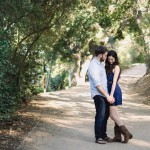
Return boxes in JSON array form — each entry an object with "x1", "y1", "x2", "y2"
[{"x1": 100, "y1": 57, "x2": 105, "y2": 62}]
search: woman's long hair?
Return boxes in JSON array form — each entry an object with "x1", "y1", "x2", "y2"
[{"x1": 105, "y1": 50, "x2": 120, "y2": 75}]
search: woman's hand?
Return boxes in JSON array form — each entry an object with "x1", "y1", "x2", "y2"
[{"x1": 106, "y1": 95, "x2": 115, "y2": 104}]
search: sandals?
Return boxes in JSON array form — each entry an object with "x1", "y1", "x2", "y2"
[{"x1": 95, "y1": 138, "x2": 107, "y2": 144}]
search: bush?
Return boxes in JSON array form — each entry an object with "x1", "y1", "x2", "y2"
[
  {"x1": 130, "y1": 48, "x2": 145, "y2": 63},
  {"x1": 0, "y1": 32, "x2": 18, "y2": 120},
  {"x1": 48, "y1": 70, "x2": 69, "y2": 91}
]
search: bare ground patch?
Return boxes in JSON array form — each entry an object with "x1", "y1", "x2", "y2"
[
  {"x1": 0, "y1": 96, "x2": 43, "y2": 150},
  {"x1": 134, "y1": 74, "x2": 150, "y2": 105}
]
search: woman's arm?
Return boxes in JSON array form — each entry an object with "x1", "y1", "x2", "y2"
[
  {"x1": 110, "y1": 65, "x2": 120, "y2": 97},
  {"x1": 96, "y1": 85, "x2": 115, "y2": 103}
]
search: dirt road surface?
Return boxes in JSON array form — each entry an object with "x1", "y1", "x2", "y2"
[{"x1": 17, "y1": 64, "x2": 150, "y2": 150}]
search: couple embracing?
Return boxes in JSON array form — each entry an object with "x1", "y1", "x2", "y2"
[{"x1": 88, "y1": 46, "x2": 133, "y2": 144}]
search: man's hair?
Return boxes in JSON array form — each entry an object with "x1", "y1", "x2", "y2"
[{"x1": 94, "y1": 46, "x2": 108, "y2": 56}]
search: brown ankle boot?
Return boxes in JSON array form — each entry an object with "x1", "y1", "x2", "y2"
[
  {"x1": 119, "y1": 125, "x2": 133, "y2": 143},
  {"x1": 109, "y1": 124, "x2": 122, "y2": 142},
  {"x1": 113, "y1": 124, "x2": 122, "y2": 142}
]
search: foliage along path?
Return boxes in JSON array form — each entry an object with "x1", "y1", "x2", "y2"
[{"x1": 17, "y1": 64, "x2": 150, "y2": 150}]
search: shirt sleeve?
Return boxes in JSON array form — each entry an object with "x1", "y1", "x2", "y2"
[{"x1": 89, "y1": 65, "x2": 103, "y2": 87}]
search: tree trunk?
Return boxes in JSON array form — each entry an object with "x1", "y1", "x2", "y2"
[
  {"x1": 42, "y1": 73, "x2": 46, "y2": 93},
  {"x1": 79, "y1": 55, "x2": 92, "y2": 84},
  {"x1": 72, "y1": 53, "x2": 81, "y2": 86},
  {"x1": 72, "y1": 54, "x2": 92, "y2": 85},
  {"x1": 146, "y1": 57, "x2": 150, "y2": 75}
]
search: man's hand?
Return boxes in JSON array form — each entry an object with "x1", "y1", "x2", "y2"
[
  {"x1": 106, "y1": 95, "x2": 115, "y2": 104},
  {"x1": 96, "y1": 85, "x2": 115, "y2": 104}
]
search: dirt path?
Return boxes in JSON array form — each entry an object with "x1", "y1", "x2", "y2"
[{"x1": 17, "y1": 64, "x2": 150, "y2": 150}]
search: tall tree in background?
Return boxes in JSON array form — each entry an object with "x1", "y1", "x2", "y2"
[
  {"x1": 0, "y1": 0, "x2": 80, "y2": 119},
  {"x1": 0, "y1": 0, "x2": 149, "y2": 119}
]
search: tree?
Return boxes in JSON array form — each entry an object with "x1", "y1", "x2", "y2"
[
  {"x1": 0, "y1": 0, "x2": 80, "y2": 119},
  {"x1": 0, "y1": 0, "x2": 149, "y2": 119}
]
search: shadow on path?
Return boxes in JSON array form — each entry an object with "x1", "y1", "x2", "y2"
[{"x1": 17, "y1": 64, "x2": 150, "y2": 150}]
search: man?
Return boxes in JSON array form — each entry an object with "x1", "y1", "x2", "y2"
[{"x1": 88, "y1": 45, "x2": 115, "y2": 144}]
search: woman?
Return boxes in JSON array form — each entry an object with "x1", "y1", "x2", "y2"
[{"x1": 105, "y1": 50, "x2": 133, "y2": 143}]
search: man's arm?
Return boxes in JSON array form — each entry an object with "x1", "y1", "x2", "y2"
[{"x1": 96, "y1": 85, "x2": 115, "y2": 103}]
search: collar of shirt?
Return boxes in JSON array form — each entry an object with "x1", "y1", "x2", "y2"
[{"x1": 93, "y1": 57, "x2": 103, "y2": 66}]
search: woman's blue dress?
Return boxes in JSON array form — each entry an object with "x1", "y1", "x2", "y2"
[{"x1": 107, "y1": 71, "x2": 122, "y2": 106}]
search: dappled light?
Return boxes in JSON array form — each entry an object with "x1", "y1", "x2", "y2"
[
  {"x1": 132, "y1": 139, "x2": 150, "y2": 148},
  {"x1": 0, "y1": 0, "x2": 150, "y2": 149},
  {"x1": 16, "y1": 64, "x2": 150, "y2": 150}
]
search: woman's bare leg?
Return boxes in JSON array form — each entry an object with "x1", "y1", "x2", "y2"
[
  {"x1": 110, "y1": 106, "x2": 123, "y2": 126},
  {"x1": 110, "y1": 106, "x2": 133, "y2": 143}
]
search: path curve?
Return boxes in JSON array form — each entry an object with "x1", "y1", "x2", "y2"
[{"x1": 17, "y1": 64, "x2": 150, "y2": 150}]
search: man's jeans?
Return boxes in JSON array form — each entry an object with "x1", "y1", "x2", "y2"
[{"x1": 93, "y1": 95, "x2": 110, "y2": 140}]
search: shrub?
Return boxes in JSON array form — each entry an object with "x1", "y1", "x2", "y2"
[
  {"x1": 48, "y1": 70, "x2": 69, "y2": 91},
  {"x1": 0, "y1": 32, "x2": 18, "y2": 120}
]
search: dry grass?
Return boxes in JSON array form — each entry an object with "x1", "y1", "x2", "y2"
[{"x1": 135, "y1": 74, "x2": 150, "y2": 105}]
